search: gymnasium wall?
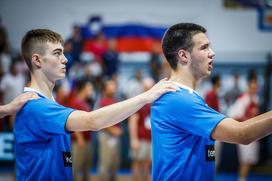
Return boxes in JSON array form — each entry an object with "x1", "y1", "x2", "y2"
[{"x1": 0, "y1": 0, "x2": 271, "y2": 54}]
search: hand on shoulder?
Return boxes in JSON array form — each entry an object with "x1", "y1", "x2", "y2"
[{"x1": 141, "y1": 78, "x2": 179, "y2": 103}]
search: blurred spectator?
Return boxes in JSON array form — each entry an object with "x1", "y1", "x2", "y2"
[
  {"x1": 98, "y1": 79, "x2": 122, "y2": 181},
  {"x1": 68, "y1": 62, "x2": 85, "y2": 81},
  {"x1": 64, "y1": 41, "x2": 74, "y2": 72},
  {"x1": 66, "y1": 25, "x2": 83, "y2": 67},
  {"x1": 122, "y1": 69, "x2": 144, "y2": 99},
  {"x1": 54, "y1": 82, "x2": 68, "y2": 106},
  {"x1": 102, "y1": 39, "x2": 120, "y2": 79},
  {"x1": 67, "y1": 78, "x2": 94, "y2": 181},
  {"x1": 0, "y1": 60, "x2": 26, "y2": 130},
  {"x1": 224, "y1": 73, "x2": 242, "y2": 108},
  {"x1": 83, "y1": 62, "x2": 103, "y2": 94},
  {"x1": 12, "y1": 54, "x2": 28, "y2": 77},
  {"x1": 0, "y1": 16, "x2": 11, "y2": 74},
  {"x1": 227, "y1": 71, "x2": 260, "y2": 181},
  {"x1": 84, "y1": 32, "x2": 107, "y2": 64},
  {"x1": 129, "y1": 78, "x2": 154, "y2": 181},
  {"x1": 149, "y1": 42, "x2": 162, "y2": 82},
  {"x1": 205, "y1": 75, "x2": 221, "y2": 112}
]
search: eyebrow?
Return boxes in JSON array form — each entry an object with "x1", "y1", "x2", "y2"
[{"x1": 52, "y1": 48, "x2": 63, "y2": 53}]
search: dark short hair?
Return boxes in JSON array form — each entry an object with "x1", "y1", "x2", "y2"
[
  {"x1": 74, "y1": 78, "x2": 92, "y2": 92},
  {"x1": 21, "y1": 29, "x2": 63, "y2": 72},
  {"x1": 211, "y1": 75, "x2": 221, "y2": 86},
  {"x1": 162, "y1": 23, "x2": 206, "y2": 70},
  {"x1": 247, "y1": 69, "x2": 257, "y2": 82}
]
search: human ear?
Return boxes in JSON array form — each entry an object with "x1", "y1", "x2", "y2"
[
  {"x1": 177, "y1": 49, "x2": 189, "y2": 64},
  {"x1": 31, "y1": 54, "x2": 42, "y2": 68}
]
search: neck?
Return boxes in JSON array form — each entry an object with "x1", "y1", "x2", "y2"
[
  {"x1": 29, "y1": 72, "x2": 55, "y2": 99},
  {"x1": 169, "y1": 69, "x2": 198, "y2": 90}
]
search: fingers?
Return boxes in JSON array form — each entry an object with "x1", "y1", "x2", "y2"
[
  {"x1": 22, "y1": 92, "x2": 39, "y2": 100},
  {"x1": 10, "y1": 92, "x2": 39, "y2": 113},
  {"x1": 12, "y1": 92, "x2": 36, "y2": 104},
  {"x1": 161, "y1": 80, "x2": 179, "y2": 92},
  {"x1": 152, "y1": 79, "x2": 179, "y2": 95},
  {"x1": 141, "y1": 78, "x2": 179, "y2": 103},
  {"x1": 18, "y1": 92, "x2": 39, "y2": 103}
]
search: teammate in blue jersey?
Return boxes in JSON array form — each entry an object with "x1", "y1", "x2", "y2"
[
  {"x1": 151, "y1": 23, "x2": 272, "y2": 180},
  {"x1": 14, "y1": 29, "x2": 178, "y2": 180}
]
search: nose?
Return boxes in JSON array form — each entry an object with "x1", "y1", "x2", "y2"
[
  {"x1": 62, "y1": 55, "x2": 68, "y2": 64},
  {"x1": 209, "y1": 47, "x2": 215, "y2": 58}
]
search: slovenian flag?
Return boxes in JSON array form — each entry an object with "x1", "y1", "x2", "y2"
[{"x1": 81, "y1": 16, "x2": 167, "y2": 53}]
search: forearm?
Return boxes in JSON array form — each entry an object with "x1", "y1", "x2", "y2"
[
  {"x1": 128, "y1": 115, "x2": 139, "y2": 141},
  {"x1": 67, "y1": 93, "x2": 147, "y2": 132},
  {"x1": 0, "y1": 104, "x2": 11, "y2": 119},
  {"x1": 242, "y1": 111, "x2": 272, "y2": 144},
  {"x1": 212, "y1": 111, "x2": 272, "y2": 144},
  {"x1": 89, "y1": 94, "x2": 146, "y2": 130}
]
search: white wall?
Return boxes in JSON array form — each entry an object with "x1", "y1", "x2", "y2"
[{"x1": 0, "y1": 0, "x2": 271, "y2": 54}]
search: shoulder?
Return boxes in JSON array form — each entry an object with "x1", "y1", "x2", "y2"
[
  {"x1": 16, "y1": 97, "x2": 74, "y2": 125},
  {"x1": 154, "y1": 89, "x2": 202, "y2": 106},
  {"x1": 21, "y1": 97, "x2": 65, "y2": 114},
  {"x1": 25, "y1": 97, "x2": 53, "y2": 108},
  {"x1": 152, "y1": 89, "x2": 204, "y2": 115}
]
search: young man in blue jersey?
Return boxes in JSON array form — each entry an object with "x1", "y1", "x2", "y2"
[
  {"x1": 14, "y1": 29, "x2": 178, "y2": 180},
  {"x1": 151, "y1": 23, "x2": 272, "y2": 180}
]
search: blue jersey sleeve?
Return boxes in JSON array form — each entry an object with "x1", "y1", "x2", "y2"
[
  {"x1": 21, "y1": 98, "x2": 75, "y2": 139},
  {"x1": 154, "y1": 90, "x2": 226, "y2": 139}
]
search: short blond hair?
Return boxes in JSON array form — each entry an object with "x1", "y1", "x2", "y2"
[{"x1": 21, "y1": 29, "x2": 63, "y2": 72}]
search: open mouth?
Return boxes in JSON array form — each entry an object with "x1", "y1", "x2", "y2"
[{"x1": 208, "y1": 61, "x2": 213, "y2": 70}]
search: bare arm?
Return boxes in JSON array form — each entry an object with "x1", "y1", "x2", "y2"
[
  {"x1": 74, "y1": 132, "x2": 85, "y2": 147},
  {"x1": 66, "y1": 79, "x2": 178, "y2": 132},
  {"x1": 128, "y1": 113, "x2": 140, "y2": 149},
  {"x1": 0, "y1": 92, "x2": 38, "y2": 119},
  {"x1": 211, "y1": 111, "x2": 272, "y2": 145}
]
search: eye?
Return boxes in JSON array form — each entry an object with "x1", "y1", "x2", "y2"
[
  {"x1": 54, "y1": 52, "x2": 61, "y2": 56},
  {"x1": 200, "y1": 44, "x2": 209, "y2": 50}
]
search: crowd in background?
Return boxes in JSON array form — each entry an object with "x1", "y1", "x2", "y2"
[{"x1": 0, "y1": 18, "x2": 266, "y2": 181}]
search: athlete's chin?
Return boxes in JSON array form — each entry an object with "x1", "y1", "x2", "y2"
[
  {"x1": 207, "y1": 69, "x2": 212, "y2": 75},
  {"x1": 55, "y1": 74, "x2": 66, "y2": 81},
  {"x1": 202, "y1": 71, "x2": 211, "y2": 78}
]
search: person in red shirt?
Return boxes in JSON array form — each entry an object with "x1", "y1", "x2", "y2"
[
  {"x1": 228, "y1": 72, "x2": 260, "y2": 181},
  {"x1": 129, "y1": 78, "x2": 154, "y2": 181},
  {"x1": 67, "y1": 78, "x2": 94, "y2": 181},
  {"x1": 97, "y1": 79, "x2": 122, "y2": 181},
  {"x1": 205, "y1": 75, "x2": 221, "y2": 112}
]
